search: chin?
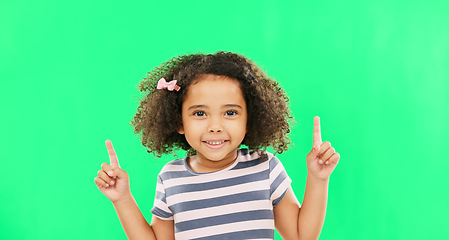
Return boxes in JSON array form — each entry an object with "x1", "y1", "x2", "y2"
[
  {"x1": 201, "y1": 153, "x2": 228, "y2": 162},
  {"x1": 198, "y1": 149, "x2": 237, "y2": 162}
]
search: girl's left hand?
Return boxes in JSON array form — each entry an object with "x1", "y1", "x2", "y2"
[{"x1": 306, "y1": 116, "x2": 340, "y2": 180}]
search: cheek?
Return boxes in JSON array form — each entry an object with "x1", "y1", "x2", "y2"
[
  {"x1": 183, "y1": 120, "x2": 204, "y2": 136},
  {"x1": 228, "y1": 119, "x2": 247, "y2": 135}
]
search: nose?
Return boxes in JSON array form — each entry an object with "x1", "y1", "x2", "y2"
[{"x1": 208, "y1": 117, "x2": 222, "y2": 133}]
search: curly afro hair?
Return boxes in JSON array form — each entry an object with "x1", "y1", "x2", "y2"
[{"x1": 131, "y1": 51, "x2": 293, "y2": 157}]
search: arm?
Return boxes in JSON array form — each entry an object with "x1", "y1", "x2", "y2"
[
  {"x1": 94, "y1": 140, "x2": 175, "y2": 240},
  {"x1": 112, "y1": 193, "x2": 175, "y2": 240},
  {"x1": 274, "y1": 117, "x2": 340, "y2": 239},
  {"x1": 112, "y1": 193, "x2": 157, "y2": 240},
  {"x1": 274, "y1": 179, "x2": 329, "y2": 240},
  {"x1": 297, "y1": 176, "x2": 329, "y2": 238}
]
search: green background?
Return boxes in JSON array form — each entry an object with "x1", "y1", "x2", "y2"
[{"x1": 1, "y1": 0, "x2": 448, "y2": 239}]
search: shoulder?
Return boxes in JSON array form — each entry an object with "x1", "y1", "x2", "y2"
[
  {"x1": 157, "y1": 157, "x2": 190, "y2": 182},
  {"x1": 158, "y1": 158, "x2": 185, "y2": 174},
  {"x1": 244, "y1": 148, "x2": 280, "y2": 164},
  {"x1": 238, "y1": 148, "x2": 276, "y2": 160},
  {"x1": 233, "y1": 148, "x2": 280, "y2": 169}
]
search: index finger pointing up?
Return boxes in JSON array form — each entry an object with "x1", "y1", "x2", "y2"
[
  {"x1": 313, "y1": 116, "x2": 322, "y2": 146},
  {"x1": 105, "y1": 140, "x2": 120, "y2": 169}
]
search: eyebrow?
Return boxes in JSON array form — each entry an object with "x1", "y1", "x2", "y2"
[{"x1": 187, "y1": 104, "x2": 243, "y2": 111}]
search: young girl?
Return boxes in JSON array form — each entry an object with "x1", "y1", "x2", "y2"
[{"x1": 94, "y1": 52, "x2": 340, "y2": 240}]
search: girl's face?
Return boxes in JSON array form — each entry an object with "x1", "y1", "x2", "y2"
[{"x1": 178, "y1": 74, "x2": 247, "y2": 172}]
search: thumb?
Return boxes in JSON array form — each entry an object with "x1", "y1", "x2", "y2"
[
  {"x1": 111, "y1": 167, "x2": 128, "y2": 180},
  {"x1": 307, "y1": 143, "x2": 320, "y2": 160},
  {"x1": 307, "y1": 143, "x2": 321, "y2": 160},
  {"x1": 313, "y1": 143, "x2": 321, "y2": 154}
]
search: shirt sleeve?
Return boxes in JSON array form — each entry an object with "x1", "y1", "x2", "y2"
[
  {"x1": 269, "y1": 154, "x2": 292, "y2": 207},
  {"x1": 151, "y1": 174, "x2": 174, "y2": 220}
]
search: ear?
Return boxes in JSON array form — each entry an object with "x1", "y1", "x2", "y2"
[{"x1": 178, "y1": 125, "x2": 184, "y2": 134}]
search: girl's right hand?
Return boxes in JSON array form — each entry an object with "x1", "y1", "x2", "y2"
[{"x1": 94, "y1": 140, "x2": 131, "y2": 203}]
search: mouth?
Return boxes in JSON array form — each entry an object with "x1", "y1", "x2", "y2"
[{"x1": 202, "y1": 140, "x2": 229, "y2": 149}]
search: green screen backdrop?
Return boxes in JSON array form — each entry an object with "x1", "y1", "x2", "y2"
[{"x1": 1, "y1": 0, "x2": 448, "y2": 239}]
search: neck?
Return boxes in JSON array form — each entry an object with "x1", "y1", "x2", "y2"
[{"x1": 188, "y1": 151, "x2": 239, "y2": 173}]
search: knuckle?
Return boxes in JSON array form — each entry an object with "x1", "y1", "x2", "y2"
[
  {"x1": 94, "y1": 177, "x2": 104, "y2": 184},
  {"x1": 119, "y1": 168, "x2": 128, "y2": 176},
  {"x1": 101, "y1": 162, "x2": 110, "y2": 169},
  {"x1": 331, "y1": 153, "x2": 340, "y2": 160},
  {"x1": 98, "y1": 171, "x2": 110, "y2": 180}
]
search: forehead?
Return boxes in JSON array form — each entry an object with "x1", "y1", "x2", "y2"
[{"x1": 183, "y1": 74, "x2": 245, "y2": 105}]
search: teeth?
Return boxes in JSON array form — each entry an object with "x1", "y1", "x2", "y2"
[{"x1": 206, "y1": 140, "x2": 225, "y2": 145}]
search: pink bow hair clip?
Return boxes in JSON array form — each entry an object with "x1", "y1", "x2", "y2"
[{"x1": 156, "y1": 78, "x2": 181, "y2": 91}]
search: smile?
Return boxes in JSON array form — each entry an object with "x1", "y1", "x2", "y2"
[
  {"x1": 204, "y1": 140, "x2": 227, "y2": 145},
  {"x1": 202, "y1": 140, "x2": 229, "y2": 149}
]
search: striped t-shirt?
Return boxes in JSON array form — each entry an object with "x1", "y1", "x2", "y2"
[{"x1": 151, "y1": 148, "x2": 293, "y2": 239}]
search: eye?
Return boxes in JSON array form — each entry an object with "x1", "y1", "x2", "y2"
[
  {"x1": 225, "y1": 110, "x2": 238, "y2": 116},
  {"x1": 193, "y1": 111, "x2": 206, "y2": 117}
]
